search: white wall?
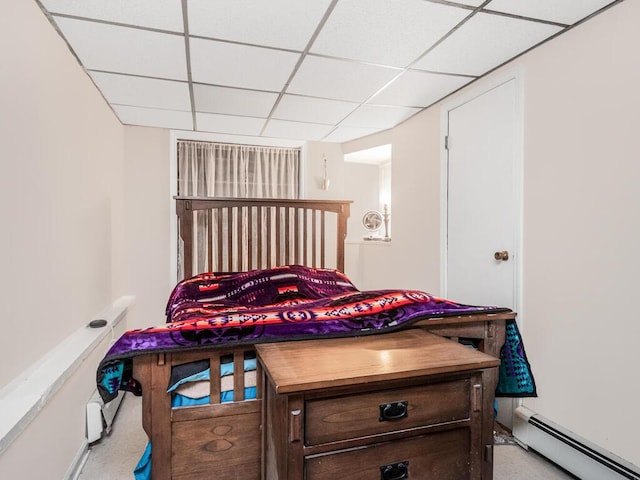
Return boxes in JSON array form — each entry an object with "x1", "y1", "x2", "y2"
[
  {"x1": 344, "y1": 0, "x2": 640, "y2": 468},
  {"x1": 303, "y1": 141, "x2": 345, "y2": 200},
  {"x1": 0, "y1": 0, "x2": 126, "y2": 389},
  {"x1": 344, "y1": 162, "x2": 381, "y2": 241},
  {"x1": 516, "y1": 1, "x2": 639, "y2": 466},
  {"x1": 0, "y1": 0, "x2": 127, "y2": 477},
  {"x1": 343, "y1": 110, "x2": 444, "y2": 293},
  {"x1": 123, "y1": 126, "x2": 173, "y2": 329}
]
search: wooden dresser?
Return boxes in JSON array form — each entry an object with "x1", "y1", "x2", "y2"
[{"x1": 257, "y1": 328, "x2": 500, "y2": 480}]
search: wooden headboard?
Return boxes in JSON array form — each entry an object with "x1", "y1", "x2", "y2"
[{"x1": 175, "y1": 196, "x2": 352, "y2": 279}]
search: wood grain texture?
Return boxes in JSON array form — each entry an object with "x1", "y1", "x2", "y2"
[
  {"x1": 256, "y1": 329, "x2": 500, "y2": 394},
  {"x1": 305, "y1": 428, "x2": 471, "y2": 480},
  {"x1": 172, "y1": 410, "x2": 261, "y2": 480},
  {"x1": 305, "y1": 379, "x2": 471, "y2": 445}
]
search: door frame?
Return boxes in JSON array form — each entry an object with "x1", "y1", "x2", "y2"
[{"x1": 439, "y1": 67, "x2": 525, "y2": 321}]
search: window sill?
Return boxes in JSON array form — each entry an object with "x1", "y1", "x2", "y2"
[{"x1": 346, "y1": 238, "x2": 392, "y2": 246}]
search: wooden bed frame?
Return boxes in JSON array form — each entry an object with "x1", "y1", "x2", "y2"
[{"x1": 132, "y1": 197, "x2": 514, "y2": 480}]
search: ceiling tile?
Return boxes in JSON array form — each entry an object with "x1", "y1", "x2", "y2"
[
  {"x1": 194, "y1": 84, "x2": 278, "y2": 117},
  {"x1": 188, "y1": 0, "x2": 332, "y2": 50},
  {"x1": 43, "y1": 0, "x2": 184, "y2": 32},
  {"x1": 196, "y1": 113, "x2": 266, "y2": 136},
  {"x1": 487, "y1": 0, "x2": 616, "y2": 25},
  {"x1": 38, "y1": 0, "x2": 621, "y2": 144},
  {"x1": 323, "y1": 126, "x2": 384, "y2": 143},
  {"x1": 311, "y1": 0, "x2": 469, "y2": 67},
  {"x1": 341, "y1": 104, "x2": 420, "y2": 129},
  {"x1": 262, "y1": 119, "x2": 335, "y2": 141},
  {"x1": 451, "y1": 0, "x2": 485, "y2": 6},
  {"x1": 371, "y1": 70, "x2": 473, "y2": 108},
  {"x1": 89, "y1": 72, "x2": 191, "y2": 111},
  {"x1": 272, "y1": 95, "x2": 358, "y2": 124},
  {"x1": 190, "y1": 38, "x2": 300, "y2": 91},
  {"x1": 113, "y1": 105, "x2": 193, "y2": 130},
  {"x1": 413, "y1": 12, "x2": 563, "y2": 76},
  {"x1": 53, "y1": 17, "x2": 187, "y2": 80},
  {"x1": 287, "y1": 56, "x2": 401, "y2": 103}
]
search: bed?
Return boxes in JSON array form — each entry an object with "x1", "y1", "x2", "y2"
[{"x1": 96, "y1": 196, "x2": 534, "y2": 480}]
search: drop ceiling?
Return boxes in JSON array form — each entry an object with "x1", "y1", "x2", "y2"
[{"x1": 38, "y1": 0, "x2": 621, "y2": 145}]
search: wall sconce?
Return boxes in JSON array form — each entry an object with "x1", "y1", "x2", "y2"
[{"x1": 322, "y1": 156, "x2": 330, "y2": 191}]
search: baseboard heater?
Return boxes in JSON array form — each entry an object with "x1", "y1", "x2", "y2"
[
  {"x1": 514, "y1": 406, "x2": 640, "y2": 480},
  {"x1": 86, "y1": 389, "x2": 125, "y2": 444}
]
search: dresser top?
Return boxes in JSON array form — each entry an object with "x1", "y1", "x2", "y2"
[{"x1": 256, "y1": 328, "x2": 500, "y2": 394}]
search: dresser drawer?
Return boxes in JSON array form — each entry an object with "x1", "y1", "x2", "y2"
[
  {"x1": 305, "y1": 427, "x2": 471, "y2": 480},
  {"x1": 305, "y1": 379, "x2": 471, "y2": 445}
]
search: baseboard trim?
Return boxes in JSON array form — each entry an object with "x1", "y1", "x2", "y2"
[{"x1": 64, "y1": 440, "x2": 89, "y2": 480}]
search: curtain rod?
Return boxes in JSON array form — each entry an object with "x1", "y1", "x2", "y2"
[{"x1": 177, "y1": 139, "x2": 301, "y2": 151}]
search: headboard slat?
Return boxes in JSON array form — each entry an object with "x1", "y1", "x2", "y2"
[
  {"x1": 236, "y1": 207, "x2": 243, "y2": 272},
  {"x1": 248, "y1": 207, "x2": 254, "y2": 271},
  {"x1": 266, "y1": 207, "x2": 272, "y2": 269},
  {"x1": 257, "y1": 206, "x2": 263, "y2": 269},
  {"x1": 294, "y1": 208, "x2": 300, "y2": 266},
  {"x1": 312, "y1": 210, "x2": 317, "y2": 268},
  {"x1": 287, "y1": 207, "x2": 293, "y2": 265},
  {"x1": 216, "y1": 210, "x2": 223, "y2": 273},
  {"x1": 303, "y1": 209, "x2": 309, "y2": 267},
  {"x1": 207, "y1": 209, "x2": 213, "y2": 273},
  {"x1": 275, "y1": 207, "x2": 282, "y2": 267},
  {"x1": 320, "y1": 211, "x2": 326, "y2": 268}
]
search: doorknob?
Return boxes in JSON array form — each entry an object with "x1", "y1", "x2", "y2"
[{"x1": 494, "y1": 251, "x2": 509, "y2": 261}]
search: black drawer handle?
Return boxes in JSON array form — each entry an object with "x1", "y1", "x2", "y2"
[
  {"x1": 380, "y1": 461, "x2": 409, "y2": 480},
  {"x1": 379, "y1": 401, "x2": 408, "y2": 421}
]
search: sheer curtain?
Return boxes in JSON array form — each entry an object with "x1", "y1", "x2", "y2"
[
  {"x1": 176, "y1": 140, "x2": 300, "y2": 275},
  {"x1": 177, "y1": 141, "x2": 299, "y2": 198}
]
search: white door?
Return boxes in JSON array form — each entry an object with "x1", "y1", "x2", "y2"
[
  {"x1": 445, "y1": 78, "x2": 519, "y2": 311},
  {"x1": 444, "y1": 78, "x2": 521, "y2": 429}
]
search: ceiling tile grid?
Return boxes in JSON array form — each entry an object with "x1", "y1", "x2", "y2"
[
  {"x1": 114, "y1": 105, "x2": 193, "y2": 130},
  {"x1": 309, "y1": 0, "x2": 471, "y2": 68},
  {"x1": 39, "y1": 0, "x2": 622, "y2": 144},
  {"x1": 189, "y1": 38, "x2": 302, "y2": 91},
  {"x1": 53, "y1": 17, "x2": 188, "y2": 80},
  {"x1": 272, "y1": 95, "x2": 359, "y2": 125},
  {"x1": 193, "y1": 84, "x2": 279, "y2": 117},
  {"x1": 486, "y1": 0, "x2": 617, "y2": 25},
  {"x1": 41, "y1": 0, "x2": 185, "y2": 32},
  {"x1": 341, "y1": 104, "x2": 421, "y2": 130},
  {"x1": 285, "y1": 55, "x2": 402, "y2": 103},
  {"x1": 262, "y1": 119, "x2": 335, "y2": 141},
  {"x1": 370, "y1": 70, "x2": 475, "y2": 108},
  {"x1": 90, "y1": 72, "x2": 192, "y2": 111},
  {"x1": 196, "y1": 112, "x2": 265, "y2": 136},
  {"x1": 412, "y1": 12, "x2": 564, "y2": 76},
  {"x1": 187, "y1": 0, "x2": 333, "y2": 50}
]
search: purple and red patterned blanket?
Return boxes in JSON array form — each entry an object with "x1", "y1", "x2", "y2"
[{"x1": 97, "y1": 265, "x2": 535, "y2": 402}]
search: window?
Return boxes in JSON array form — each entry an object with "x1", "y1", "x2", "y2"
[
  {"x1": 344, "y1": 144, "x2": 392, "y2": 241},
  {"x1": 177, "y1": 140, "x2": 300, "y2": 198},
  {"x1": 175, "y1": 140, "x2": 301, "y2": 275}
]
